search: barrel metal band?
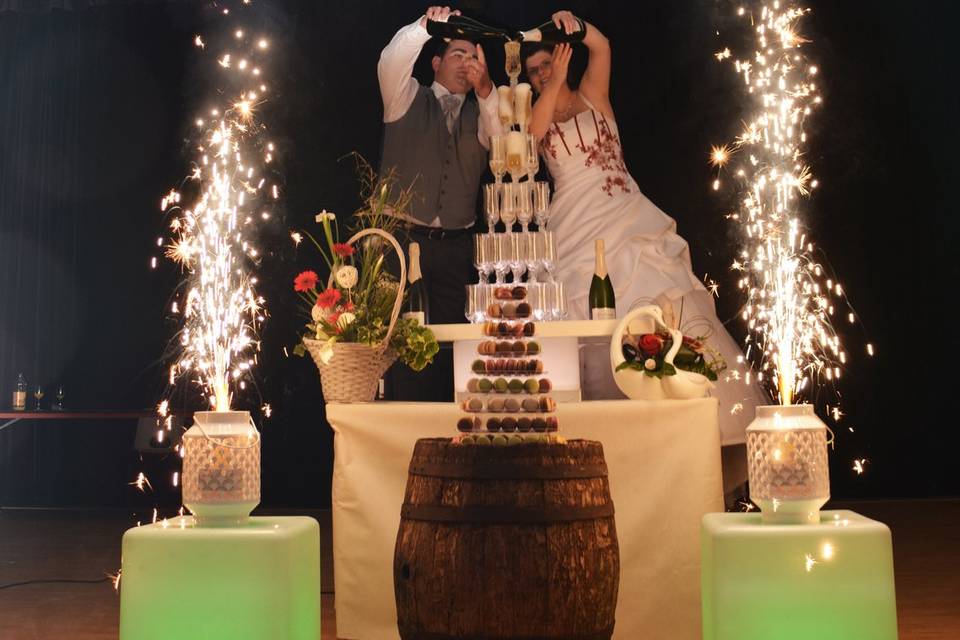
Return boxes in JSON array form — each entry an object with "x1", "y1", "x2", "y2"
[
  {"x1": 400, "y1": 503, "x2": 615, "y2": 524},
  {"x1": 398, "y1": 624, "x2": 615, "y2": 640},
  {"x1": 408, "y1": 461, "x2": 608, "y2": 480}
]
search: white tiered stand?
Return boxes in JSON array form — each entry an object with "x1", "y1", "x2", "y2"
[{"x1": 430, "y1": 319, "x2": 619, "y2": 402}]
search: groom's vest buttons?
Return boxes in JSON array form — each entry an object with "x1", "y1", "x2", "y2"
[{"x1": 381, "y1": 86, "x2": 487, "y2": 229}]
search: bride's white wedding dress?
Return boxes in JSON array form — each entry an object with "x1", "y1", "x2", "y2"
[{"x1": 541, "y1": 94, "x2": 765, "y2": 444}]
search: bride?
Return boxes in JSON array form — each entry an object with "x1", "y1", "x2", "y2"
[{"x1": 525, "y1": 11, "x2": 765, "y2": 444}]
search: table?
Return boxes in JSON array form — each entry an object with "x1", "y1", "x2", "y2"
[
  {"x1": 0, "y1": 411, "x2": 158, "y2": 431},
  {"x1": 327, "y1": 399, "x2": 724, "y2": 640}
]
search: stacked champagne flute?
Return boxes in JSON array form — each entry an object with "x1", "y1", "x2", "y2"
[
  {"x1": 455, "y1": 41, "x2": 565, "y2": 445},
  {"x1": 474, "y1": 42, "x2": 567, "y2": 320}
]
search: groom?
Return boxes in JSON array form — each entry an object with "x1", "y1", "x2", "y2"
[
  {"x1": 378, "y1": 6, "x2": 502, "y2": 399},
  {"x1": 378, "y1": 6, "x2": 501, "y2": 324}
]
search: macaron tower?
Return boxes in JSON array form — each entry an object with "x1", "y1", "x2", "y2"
[{"x1": 458, "y1": 285, "x2": 561, "y2": 445}]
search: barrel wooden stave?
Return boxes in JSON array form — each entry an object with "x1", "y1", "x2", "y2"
[{"x1": 394, "y1": 438, "x2": 619, "y2": 640}]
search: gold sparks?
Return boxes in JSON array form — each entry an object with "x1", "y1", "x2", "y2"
[
  {"x1": 712, "y1": 3, "x2": 857, "y2": 407},
  {"x1": 710, "y1": 144, "x2": 733, "y2": 167},
  {"x1": 804, "y1": 553, "x2": 818, "y2": 572},
  {"x1": 129, "y1": 472, "x2": 152, "y2": 492},
  {"x1": 160, "y1": 10, "x2": 276, "y2": 412},
  {"x1": 852, "y1": 458, "x2": 867, "y2": 475}
]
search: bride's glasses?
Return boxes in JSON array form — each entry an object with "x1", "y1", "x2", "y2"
[{"x1": 527, "y1": 59, "x2": 552, "y2": 80}]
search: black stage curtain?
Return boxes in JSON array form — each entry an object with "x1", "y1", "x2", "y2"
[{"x1": 1, "y1": 1, "x2": 958, "y2": 507}]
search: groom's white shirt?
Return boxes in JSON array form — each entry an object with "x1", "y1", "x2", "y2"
[{"x1": 378, "y1": 17, "x2": 501, "y2": 150}]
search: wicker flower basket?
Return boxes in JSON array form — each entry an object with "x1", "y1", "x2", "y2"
[{"x1": 303, "y1": 228, "x2": 405, "y2": 404}]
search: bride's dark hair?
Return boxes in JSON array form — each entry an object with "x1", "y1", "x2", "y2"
[
  {"x1": 521, "y1": 43, "x2": 577, "y2": 88},
  {"x1": 521, "y1": 43, "x2": 553, "y2": 72}
]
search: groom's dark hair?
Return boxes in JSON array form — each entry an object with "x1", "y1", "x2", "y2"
[{"x1": 432, "y1": 36, "x2": 479, "y2": 59}]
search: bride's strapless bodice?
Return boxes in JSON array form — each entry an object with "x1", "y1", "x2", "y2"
[{"x1": 541, "y1": 107, "x2": 639, "y2": 198}]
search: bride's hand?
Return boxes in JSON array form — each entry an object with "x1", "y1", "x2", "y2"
[
  {"x1": 544, "y1": 43, "x2": 573, "y2": 92},
  {"x1": 551, "y1": 10, "x2": 582, "y2": 35}
]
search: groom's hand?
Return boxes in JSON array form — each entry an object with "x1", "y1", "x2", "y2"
[
  {"x1": 420, "y1": 6, "x2": 460, "y2": 29},
  {"x1": 464, "y1": 43, "x2": 493, "y2": 98}
]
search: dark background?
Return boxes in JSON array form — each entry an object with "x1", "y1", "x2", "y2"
[{"x1": 1, "y1": 0, "x2": 957, "y2": 510}]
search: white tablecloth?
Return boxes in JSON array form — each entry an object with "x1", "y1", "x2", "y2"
[{"x1": 327, "y1": 399, "x2": 723, "y2": 640}]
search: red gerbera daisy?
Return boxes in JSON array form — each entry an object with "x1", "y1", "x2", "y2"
[
  {"x1": 333, "y1": 243, "x2": 355, "y2": 258},
  {"x1": 316, "y1": 287, "x2": 341, "y2": 309},
  {"x1": 293, "y1": 270, "x2": 319, "y2": 292}
]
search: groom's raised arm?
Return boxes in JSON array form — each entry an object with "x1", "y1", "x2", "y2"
[{"x1": 377, "y1": 16, "x2": 431, "y2": 124}]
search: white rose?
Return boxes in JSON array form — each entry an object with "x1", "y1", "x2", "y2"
[
  {"x1": 337, "y1": 312, "x2": 356, "y2": 330},
  {"x1": 311, "y1": 304, "x2": 324, "y2": 322},
  {"x1": 335, "y1": 265, "x2": 359, "y2": 289},
  {"x1": 644, "y1": 358, "x2": 657, "y2": 371},
  {"x1": 315, "y1": 209, "x2": 336, "y2": 223}
]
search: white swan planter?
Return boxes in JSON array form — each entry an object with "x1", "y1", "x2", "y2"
[{"x1": 610, "y1": 305, "x2": 715, "y2": 401}]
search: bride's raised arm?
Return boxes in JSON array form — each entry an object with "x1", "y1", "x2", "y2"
[
  {"x1": 577, "y1": 17, "x2": 611, "y2": 112},
  {"x1": 528, "y1": 43, "x2": 573, "y2": 140}
]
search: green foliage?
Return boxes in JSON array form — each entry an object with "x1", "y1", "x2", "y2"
[{"x1": 293, "y1": 156, "x2": 437, "y2": 372}]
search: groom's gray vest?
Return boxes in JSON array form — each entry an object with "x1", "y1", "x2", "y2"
[{"x1": 381, "y1": 86, "x2": 488, "y2": 228}]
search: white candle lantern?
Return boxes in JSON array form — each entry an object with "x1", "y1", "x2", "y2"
[
  {"x1": 182, "y1": 410, "x2": 261, "y2": 527},
  {"x1": 746, "y1": 404, "x2": 830, "y2": 524}
]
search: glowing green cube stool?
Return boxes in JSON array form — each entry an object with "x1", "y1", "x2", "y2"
[
  {"x1": 120, "y1": 516, "x2": 320, "y2": 640},
  {"x1": 701, "y1": 510, "x2": 897, "y2": 640}
]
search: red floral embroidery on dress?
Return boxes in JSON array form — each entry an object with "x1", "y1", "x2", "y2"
[
  {"x1": 576, "y1": 114, "x2": 631, "y2": 197},
  {"x1": 541, "y1": 127, "x2": 560, "y2": 160}
]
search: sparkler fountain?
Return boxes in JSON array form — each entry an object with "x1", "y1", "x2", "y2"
[
  {"x1": 709, "y1": 3, "x2": 840, "y2": 525},
  {"x1": 121, "y1": 6, "x2": 321, "y2": 640},
  {"x1": 699, "y1": 5, "x2": 897, "y2": 638},
  {"x1": 157, "y1": 8, "x2": 278, "y2": 527}
]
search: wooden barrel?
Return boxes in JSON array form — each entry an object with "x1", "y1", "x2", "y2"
[{"x1": 394, "y1": 438, "x2": 619, "y2": 640}]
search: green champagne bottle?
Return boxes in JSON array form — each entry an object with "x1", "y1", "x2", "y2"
[
  {"x1": 588, "y1": 239, "x2": 616, "y2": 320},
  {"x1": 402, "y1": 243, "x2": 428, "y2": 326}
]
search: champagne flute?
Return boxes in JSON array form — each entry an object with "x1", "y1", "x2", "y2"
[
  {"x1": 505, "y1": 131, "x2": 526, "y2": 184},
  {"x1": 523, "y1": 232, "x2": 540, "y2": 282},
  {"x1": 509, "y1": 232, "x2": 526, "y2": 282},
  {"x1": 504, "y1": 41, "x2": 521, "y2": 85},
  {"x1": 489, "y1": 135, "x2": 507, "y2": 184},
  {"x1": 499, "y1": 183, "x2": 518, "y2": 231},
  {"x1": 525, "y1": 133, "x2": 540, "y2": 181},
  {"x1": 483, "y1": 183, "x2": 501, "y2": 233},
  {"x1": 553, "y1": 281, "x2": 568, "y2": 320},
  {"x1": 514, "y1": 83, "x2": 532, "y2": 133},
  {"x1": 465, "y1": 285, "x2": 487, "y2": 323},
  {"x1": 497, "y1": 86, "x2": 514, "y2": 129},
  {"x1": 33, "y1": 386, "x2": 44, "y2": 411},
  {"x1": 473, "y1": 235, "x2": 489, "y2": 283},
  {"x1": 538, "y1": 231, "x2": 558, "y2": 282},
  {"x1": 516, "y1": 182, "x2": 534, "y2": 232},
  {"x1": 528, "y1": 283, "x2": 546, "y2": 321},
  {"x1": 533, "y1": 181, "x2": 550, "y2": 229},
  {"x1": 55, "y1": 385, "x2": 65, "y2": 411},
  {"x1": 492, "y1": 234, "x2": 509, "y2": 284}
]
